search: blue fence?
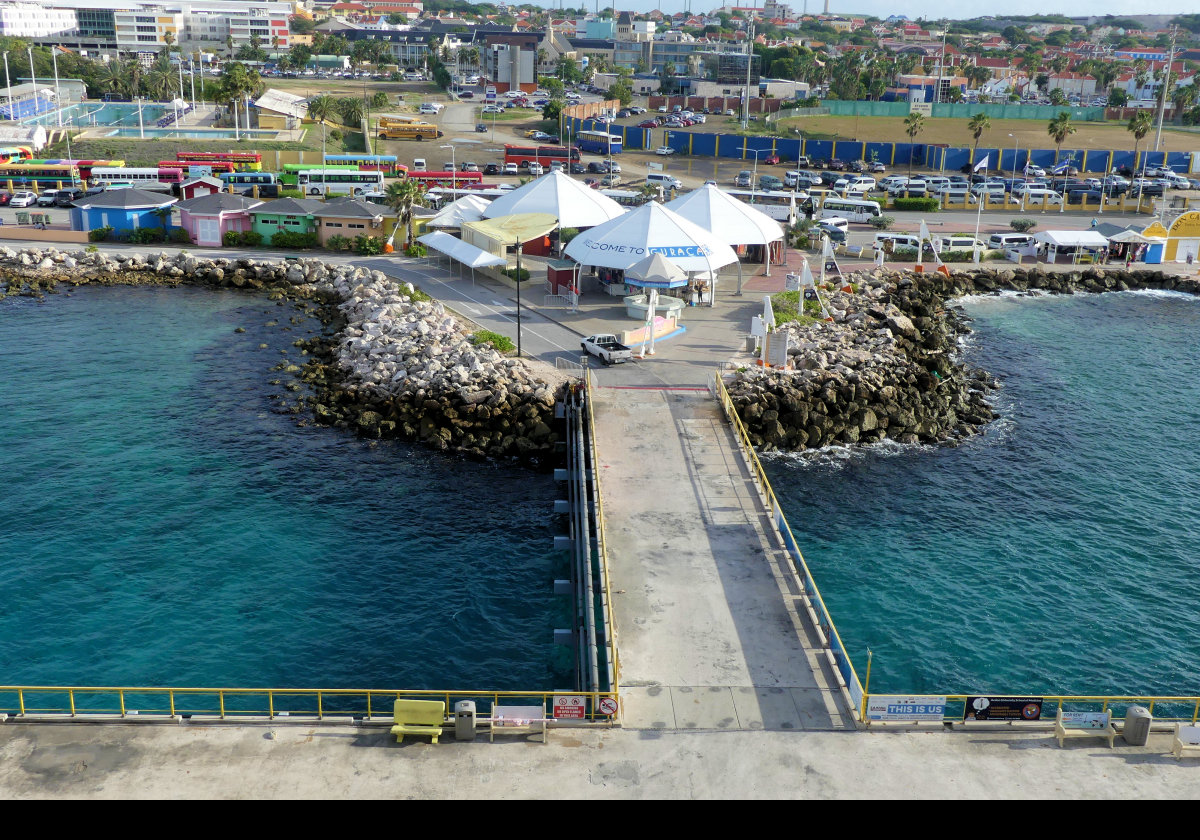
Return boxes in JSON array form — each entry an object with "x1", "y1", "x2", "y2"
[{"x1": 570, "y1": 118, "x2": 1196, "y2": 174}]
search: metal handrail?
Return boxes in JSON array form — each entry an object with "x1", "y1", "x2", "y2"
[
  {"x1": 585, "y1": 375, "x2": 621, "y2": 692},
  {"x1": 862, "y1": 693, "x2": 1200, "y2": 725},
  {"x1": 713, "y1": 370, "x2": 865, "y2": 707},
  {"x1": 0, "y1": 686, "x2": 620, "y2": 722}
]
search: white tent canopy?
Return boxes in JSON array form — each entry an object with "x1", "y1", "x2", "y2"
[
  {"x1": 564, "y1": 201, "x2": 739, "y2": 274},
  {"x1": 418, "y1": 231, "x2": 507, "y2": 268},
  {"x1": 483, "y1": 170, "x2": 625, "y2": 228},
  {"x1": 664, "y1": 184, "x2": 785, "y2": 245},
  {"x1": 1033, "y1": 230, "x2": 1109, "y2": 248},
  {"x1": 427, "y1": 194, "x2": 492, "y2": 229},
  {"x1": 624, "y1": 252, "x2": 688, "y2": 288}
]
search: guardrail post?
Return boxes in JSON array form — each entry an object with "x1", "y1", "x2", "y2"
[
  {"x1": 366, "y1": 692, "x2": 373, "y2": 720},
  {"x1": 169, "y1": 690, "x2": 176, "y2": 718},
  {"x1": 18, "y1": 688, "x2": 24, "y2": 716},
  {"x1": 119, "y1": 689, "x2": 126, "y2": 716},
  {"x1": 317, "y1": 691, "x2": 323, "y2": 720},
  {"x1": 1193, "y1": 700, "x2": 1198, "y2": 725},
  {"x1": 69, "y1": 689, "x2": 76, "y2": 717},
  {"x1": 219, "y1": 690, "x2": 226, "y2": 720},
  {"x1": 268, "y1": 690, "x2": 275, "y2": 720}
]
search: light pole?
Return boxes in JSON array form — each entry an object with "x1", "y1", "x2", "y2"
[
  {"x1": 514, "y1": 236, "x2": 524, "y2": 358},
  {"x1": 3, "y1": 53, "x2": 11, "y2": 122},
  {"x1": 440, "y1": 142, "x2": 456, "y2": 189}
]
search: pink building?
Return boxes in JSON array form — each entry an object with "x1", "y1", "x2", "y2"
[{"x1": 175, "y1": 193, "x2": 264, "y2": 247}]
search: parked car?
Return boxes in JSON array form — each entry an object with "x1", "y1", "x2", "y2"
[
  {"x1": 482, "y1": 105, "x2": 505, "y2": 114},
  {"x1": 583, "y1": 177, "x2": 600, "y2": 188},
  {"x1": 763, "y1": 153, "x2": 781, "y2": 165},
  {"x1": 809, "y1": 221, "x2": 846, "y2": 243},
  {"x1": 484, "y1": 163, "x2": 501, "y2": 175},
  {"x1": 654, "y1": 146, "x2": 676, "y2": 156},
  {"x1": 581, "y1": 334, "x2": 632, "y2": 364},
  {"x1": 36, "y1": 189, "x2": 60, "y2": 207},
  {"x1": 638, "y1": 120, "x2": 659, "y2": 129},
  {"x1": 475, "y1": 123, "x2": 488, "y2": 133},
  {"x1": 503, "y1": 162, "x2": 519, "y2": 175},
  {"x1": 0, "y1": 192, "x2": 10, "y2": 206},
  {"x1": 869, "y1": 161, "x2": 886, "y2": 172},
  {"x1": 735, "y1": 170, "x2": 753, "y2": 187},
  {"x1": 587, "y1": 161, "x2": 610, "y2": 174},
  {"x1": 569, "y1": 162, "x2": 587, "y2": 174},
  {"x1": 55, "y1": 188, "x2": 85, "y2": 207},
  {"x1": 458, "y1": 91, "x2": 474, "y2": 99},
  {"x1": 460, "y1": 162, "x2": 479, "y2": 172},
  {"x1": 527, "y1": 162, "x2": 544, "y2": 175},
  {"x1": 10, "y1": 190, "x2": 37, "y2": 207},
  {"x1": 599, "y1": 174, "x2": 621, "y2": 187},
  {"x1": 759, "y1": 175, "x2": 784, "y2": 190}
]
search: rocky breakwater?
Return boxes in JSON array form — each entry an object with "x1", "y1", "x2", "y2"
[
  {"x1": 727, "y1": 270, "x2": 997, "y2": 452},
  {"x1": 0, "y1": 246, "x2": 565, "y2": 462},
  {"x1": 292, "y1": 271, "x2": 565, "y2": 461}
]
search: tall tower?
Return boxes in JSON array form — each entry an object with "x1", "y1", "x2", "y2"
[{"x1": 823, "y1": 0, "x2": 830, "y2": 13}]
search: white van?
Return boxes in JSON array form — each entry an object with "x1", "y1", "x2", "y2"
[
  {"x1": 924, "y1": 176, "x2": 951, "y2": 192},
  {"x1": 934, "y1": 186, "x2": 975, "y2": 204},
  {"x1": 873, "y1": 232, "x2": 922, "y2": 252},
  {"x1": 1017, "y1": 187, "x2": 1063, "y2": 206},
  {"x1": 412, "y1": 158, "x2": 427, "y2": 172},
  {"x1": 988, "y1": 233, "x2": 1034, "y2": 249},
  {"x1": 646, "y1": 172, "x2": 682, "y2": 191},
  {"x1": 939, "y1": 235, "x2": 983, "y2": 252},
  {"x1": 819, "y1": 215, "x2": 850, "y2": 234},
  {"x1": 971, "y1": 182, "x2": 1006, "y2": 201}
]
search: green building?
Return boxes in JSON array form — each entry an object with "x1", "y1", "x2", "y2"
[{"x1": 250, "y1": 197, "x2": 325, "y2": 241}]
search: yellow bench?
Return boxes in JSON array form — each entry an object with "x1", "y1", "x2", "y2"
[{"x1": 390, "y1": 699, "x2": 446, "y2": 744}]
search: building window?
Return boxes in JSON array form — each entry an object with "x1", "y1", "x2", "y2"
[
  {"x1": 348, "y1": 223, "x2": 365, "y2": 229},
  {"x1": 324, "y1": 221, "x2": 342, "y2": 227},
  {"x1": 137, "y1": 34, "x2": 156, "y2": 42},
  {"x1": 261, "y1": 218, "x2": 277, "y2": 225}
]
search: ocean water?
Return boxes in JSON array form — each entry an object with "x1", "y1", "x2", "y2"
[
  {"x1": 0, "y1": 285, "x2": 568, "y2": 691},
  {"x1": 767, "y1": 290, "x2": 1200, "y2": 697}
]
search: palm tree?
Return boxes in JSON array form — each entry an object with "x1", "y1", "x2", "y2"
[
  {"x1": 1127, "y1": 109, "x2": 1153, "y2": 175},
  {"x1": 1047, "y1": 111, "x2": 1076, "y2": 165},
  {"x1": 903, "y1": 111, "x2": 925, "y2": 179},
  {"x1": 967, "y1": 112, "x2": 990, "y2": 164},
  {"x1": 1173, "y1": 84, "x2": 1197, "y2": 123},
  {"x1": 384, "y1": 179, "x2": 423, "y2": 248},
  {"x1": 337, "y1": 96, "x2": 364, "y2": 127},
  {"x1": 98, "y1": 60, "x2": 134, "y2": 99},
  {"x1": 306, "y1": 94, "x2": 335, "y2": 124}
]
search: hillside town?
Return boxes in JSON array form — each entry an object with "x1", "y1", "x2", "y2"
[{"x1": 0, "y1": 3, "x2": 1198, "y2": 118}]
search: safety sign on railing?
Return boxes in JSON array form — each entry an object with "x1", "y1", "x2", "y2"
[
  {"x1": 866, "y1": 696, "x2": 946, "y2": 722},
  {"x1": 553, "y1": 695, "x2": 586, "y2": 719}
]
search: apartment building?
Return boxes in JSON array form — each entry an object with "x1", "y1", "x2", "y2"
[{"x1": 0, "y1": 2, "x2": 77, "y2": 38}]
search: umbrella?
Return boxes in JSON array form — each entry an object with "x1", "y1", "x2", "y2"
[{"x1": 623, "y1": 252, "x2": 688, "y2": 289}]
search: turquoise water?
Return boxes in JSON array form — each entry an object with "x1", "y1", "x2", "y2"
[
  {"x1": 0, "y1": 286, "x2": 567, "y2": 691},
  {"x1": 103, "y1": 128, "x2": 282, "y2": 140},
  {"x1": 768, "y1": 290, "x2": 1200, "y2": 697},
  {"x1": 23, "y1": 102, "x2": 171, "y2": 127}
]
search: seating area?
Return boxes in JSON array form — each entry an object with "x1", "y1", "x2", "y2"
[
  {"x1": 1171, "y1": 724, "x2": 1200, "y2": 759},
  {"x1": 489, "y1": 704, "x2": 551, "y2": 744},
  {"x1": 389, "y1": 699, "x2": 446, "y2": 744},
  {"x1": 157, "y1": 104, "x2": 194, "y2": 128},
  {"x1": 1054, "y1": 709, "x2": 1116, "y2": 748}
]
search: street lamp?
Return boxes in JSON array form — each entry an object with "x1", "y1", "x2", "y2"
[{"x1": 440, "y1": 143, "x2": 456, "y2": 188}]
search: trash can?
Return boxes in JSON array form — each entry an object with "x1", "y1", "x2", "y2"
[
  {"x1": 1124, "y1": 705, "x2": 1152, "y2": 746},
  {"x1": 745, "y1": 335, "x2": 756, "y2": 352},
  {"x1": 454, "y1": 700, "x2": 477, "y2": 741}
]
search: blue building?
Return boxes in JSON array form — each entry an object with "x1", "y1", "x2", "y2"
[{"x1": 70, "y1": 189, "x2": 177, "y2": 235}]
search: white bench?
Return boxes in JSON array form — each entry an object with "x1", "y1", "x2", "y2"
[
  {"x1": 1055, "y1": 709, "x2": 1116, "y2": 748},
  {"x1": 488, "y1": 705, "x2": 550, "y2": 744},
  {"x1": 1171, "y1": 724, "x2": 1200, "y2": 759}
]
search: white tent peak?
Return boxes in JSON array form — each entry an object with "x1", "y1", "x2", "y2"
[
  {"x1": 664, "y1": 183, "x2": 785, "y2": 246},
  {"x1": 428, "y1": 193, "x2": 491, "y2": 228},
  {"x1": 482, "y1": 170, "x2": 625, "y2": 228},
  {"x1": 624, "y1": 252, "x2": 688, "y2": 288},
  {"x1": 564, "y1": 200, "x2": 738, "y2": 274}
]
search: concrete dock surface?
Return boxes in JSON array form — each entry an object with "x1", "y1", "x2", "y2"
[{"x1": 3, "y1": 721, "x2": 1198, "y2": 799}]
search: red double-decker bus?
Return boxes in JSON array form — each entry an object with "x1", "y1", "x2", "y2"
[
  {"x1": 407, "y1": 170, "x2": 484, "y2": 189},
  {"x1": 176, "y1": 151, "x2": 263, "y2": 171},
  {"x1": 503, "y1": 144, "x2": 580, "y2": 168}
]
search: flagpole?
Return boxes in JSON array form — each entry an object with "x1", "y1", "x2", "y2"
[{"x1": 972, "y1": 155, "x2": 987, "y2": 264}]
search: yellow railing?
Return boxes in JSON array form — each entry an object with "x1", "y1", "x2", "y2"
[
  {"x1": 584, "y1": 374, "x2": 621, "y2": 691},
  {"x1": 713, "y1": 371, "x2": 865, "y2": 710},
  {"x1": 861, "y1": 693, "x2": 1200, "y2": 726},
  {"x1": 0, "y1": 686, "x2": 620, "y2": 722}
]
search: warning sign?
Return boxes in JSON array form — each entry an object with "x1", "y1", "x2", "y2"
[
  {"x1": 597, "y1": 696, "x2": 618, "y2": 716},
  {"x1": 553, "y1": 695, "x2": 586, "y2": 719}
]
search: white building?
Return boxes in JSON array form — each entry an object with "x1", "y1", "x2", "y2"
[
  {"x1": 483, "y1": 43, "x2": 535, "y2": 93},
  {"x1": 0, "y1": 2, "x2": 77, "y2": 38}
]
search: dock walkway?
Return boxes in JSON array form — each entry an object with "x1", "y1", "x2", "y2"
[{"x1": 592, "y1": 385, "x2": 853, "y2": 732}]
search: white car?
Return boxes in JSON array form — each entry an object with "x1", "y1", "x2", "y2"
[
  {"x1": 10, "y1": 190, "x2": 36, "y2": 207},
  {"x1": 527, "y1": 162, "x2": 544, "y2": 175},
  {"x1": 482, "y1": 105, "x2": 505, "y2": 114},
  {"x1": 532, "y1": 89, "x2": 548, "y2": 96},
  {"x1": 607, "y1": 162, "x2": 621, "y2": 173},
  {"x1": 418, "y1": 103, "x2": 443, "y2": 114},
  {"x1": 565, "y1": 92, "x2": 581, "y2": 100},
  {"x1": 503, "y1": 90, "x2": 524, "y2": 98},
  {"x1": 654, "y1": 146, "x2": 675, "y2": 156},
  {"x1": 465, "y1": 76, "x2": 480, "y2": 85},
  {"x1": 503, "y1": 163, "x2": 519, "y2": 175}
]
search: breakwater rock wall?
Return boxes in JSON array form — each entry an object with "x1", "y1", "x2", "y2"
[
  {"x1": 730, "y1": 264, "x2": 1199, "y2": 452},
  {"x1": 0, "y1": 246, "x2": 565, "y2": 461}
]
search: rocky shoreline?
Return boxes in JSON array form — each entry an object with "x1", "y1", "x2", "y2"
[
  {"x1": 729, "y1": 264, "x2": 1200, "y2": 452},
  {"x1": 0, "y1": 246, "x2": 566, "y2": 462}
]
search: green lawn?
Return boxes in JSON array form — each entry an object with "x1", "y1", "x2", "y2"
[{"x1": 45, "y1": 129, "x2": 365, "y2": 168}]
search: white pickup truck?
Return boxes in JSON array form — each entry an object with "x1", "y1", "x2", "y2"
[{"x1": 581, "y1": 334, "x2": 632, "y2": 364}]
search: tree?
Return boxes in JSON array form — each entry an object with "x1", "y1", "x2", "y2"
[
  {"x1": 162, "y1": 30, "x2": 176, "y2": 52},
  {"x1": 538, "y1": 76, "x2": 565, "y2": 98},
  {"x1": 542, "y1": 98, "x2": 564, "y2": 122},
  {"x1": 1127, "y1": 109, "x2": 1153, "y2": 174},
  {"x1": 1173, "y1": 84, "x2": 1198, "y2": 122},
  {"x1": 384, "y1": 179, "x2": 423, "y2": 248},
  {"x1": 291, "y1": 45, "x2": 313, "y2": 69},
  {"x1": 337, "y1": 97, "x2": 364, "y2": 126},
  {"x1": 967, "y1": 112, "x2": 991, "y2": 163},
  {"x1": 903, "y1": 111, "x2": 925, "y2": 179},
  {"x1": 609, "y1": 79, "x2": 633, "y2": 108},
  {"x1": 218, "y1": 62, "x2": 262, "y2": 111},
  {"x1": 306, "y1": 94, "x2": 335, "y2": 124},
  {"x1": 1048, "y1": 88, "x2": 1068, "y2": 106},
  {"x1": 1108, "y1": 87, "x2": 1129, "y2": 108},
  {"x1": 1047, "y1": 111, "x2": 1076, "y2": 165},
  {"x1": 371, "y1": 91, "x2": 389, "y2": 109}
]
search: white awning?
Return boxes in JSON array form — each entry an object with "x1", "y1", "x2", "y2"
[
  {"x1": 427, "y1": 194, "x2": 492, "y2": 228},
  {"x1": 483, "y1": 170, "x2": 625, "y2": 228},
  {"x1": 1033, "y1": 230, "x2": 1109, "y2": 248},
  {"x1": 418, "y1": 231, "x2": 507, "y2": 268},
  {"x1": 564, "y1": 201, "x2": 739, "y2": 273},
  {"x1": 664, "y1": 184, "x2": 785, "y2": 246}
]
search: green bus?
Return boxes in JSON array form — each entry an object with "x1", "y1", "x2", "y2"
[{"x1": 278, "y1": 163, "x2": 359, "y2": 186}]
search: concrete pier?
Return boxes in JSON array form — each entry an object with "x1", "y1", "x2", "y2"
[{"x1": 592, "y1": 385, "x2": 853, "y2": 732}]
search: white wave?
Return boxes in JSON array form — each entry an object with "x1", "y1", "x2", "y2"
[
  {"x1": 953, "y1": 289, "x2": 1035, "y2": 307},
  {"x1": 762, "y1": 436, "x2": 934, "y2": 469},
  {"x1": 1115, "y1": 288, "x2": 1199, "y2": 301}
]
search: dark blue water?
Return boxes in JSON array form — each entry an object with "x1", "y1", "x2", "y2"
[
  {"x1": 0, "y1": 285, "x2": 569, "y2": 690},
  {"x1": 768, "y1": 290, "x2": 1200, "y2": 697}
]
